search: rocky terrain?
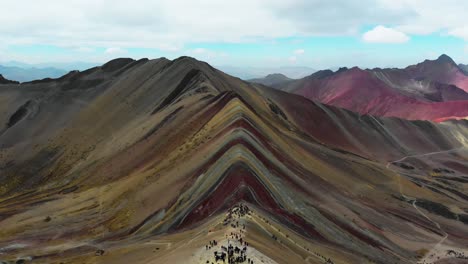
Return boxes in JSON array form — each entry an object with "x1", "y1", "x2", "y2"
[{"x1": 0, "y1": 57, "x2": 467, "y2": 263}]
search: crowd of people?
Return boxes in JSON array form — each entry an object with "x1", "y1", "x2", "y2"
[
  {"x1": 204, "y1": 204, "x2": 254, "y2": 264},
  {"x1": 418, "y1": 249, "x2": 468, "y2": 264},
  {"x1": 446, "y1": 249, "x2": 468, "y2": 259}
]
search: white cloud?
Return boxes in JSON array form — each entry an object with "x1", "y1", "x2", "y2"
[
  {"x1": 363, "y1": 25, "x2": 409, "y2": 43},
  {"x1": 192, "y1": 48, "x2": 208, "y2": 54},
  {"x1": 105, "y1": 47, "x2": 127, "y2": 55},
  {"x1": 219, "y1": 52, "x2": 229, "y2": 58},
  {"x1": 75, "y1": 47, "x2": 95, "y2": 53},
  {"x1": 187, "y1": 48, "x2": 229, "y2": 61},
  {"x1": 0, "y1": 0, "x2": 419, "y2": 50},
  {"x1": 294, "y1": 49, "x2": 305, "y2": 55},
  {"x1": 157, "y1": 43, "x2": 182, "y2": 52},
  {"x1": 448, "y1": 26, "x2": 468, "y2": 41},
  {"x1": 390, "y1": 0, "x2": 468, "y2": 37},
  {"x1": 288, "y1": 56, "x2": 297, "y2": 63},
  {"x1": 288, "y1": 49, "x2": 305, "y2": 64},
  {"x1": 0, "y1": 0, "x2": 466, "y2": 63}
]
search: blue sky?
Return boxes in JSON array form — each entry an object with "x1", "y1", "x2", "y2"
[{"x1": 0, "y1": 0, "x2": 466, "y2": 70}]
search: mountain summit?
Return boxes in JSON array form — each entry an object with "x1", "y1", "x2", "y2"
[
  {"x1": 405, "y1": 54, "x2": 468, "y2": 92},
  {"x1": 436, "y1": 54, "x2": 457, "y2": 64}
]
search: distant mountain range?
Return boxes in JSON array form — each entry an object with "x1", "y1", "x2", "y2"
[
  {"x1": 2, "y1": 56, "x2": 467, "y2": 122},
  {"x1": 218, "y1": 65, "x2": 316, "y2": 79},
  {"x1": 268, "y1": 54, "x2": 468, "y2": 121},
  {"x1": 248, "y1": 73, "x2": 292, "y2": 86},
  {"x1": 0, "y1": 61, "x2": 100, "y2": 83},
  {"x1": 0, "y1": 65, "x2": 67, "y2": 83},
  {"x1": 1, "y1": 62, "x2": 315, "y2": 83},
  {"x1": 2, "y1": 60, "x2": 99, "y2": 71}
]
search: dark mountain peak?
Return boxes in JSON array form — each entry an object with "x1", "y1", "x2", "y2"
[
  {"x1": 405, "y1": 54, "x2": 459, "y2": 74},
  {"x1": 101, "y1": 58, "x2": 136, "y2": 72},
  {"x1": 336, "y1": 67, "x2": 349, "y2": 73},
  {"x1": 307, "y1": 69, "x2": 334, "y2": 79},
  {"x1": 301, "y1": 67, "x2": 362, "y2": 81},
  {"x1": 265, "y1": 73, "x2": 289, "y2": 78},
  {"x1": 436, "y1": 54, "x2": 455, "y2": 64},
  {"x1": 58, "y1": 70, "x2": 81, "y2": 80},
  {"x1": 171, "y1": 56, "x2": 207, "y2": 67},
  {"x1": 345, "y1": 66, "x2": 368, "y2": 75},
  {"x1": 248, "y1": 73, "x2": 292, "y2": 87},
  {"x1": 0, "y1": 74, "x2": 19, "y2": 84},
  {"x1": 168, "y1": 56, "x2": 214, "y2": 71},
  {"x1": 174, "y1": 55, "x2": 197, "y2": 61}
]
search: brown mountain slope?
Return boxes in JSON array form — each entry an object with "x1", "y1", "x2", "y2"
[{"x1": 0, "y1": 57, "x2": 467, "y2": 264}]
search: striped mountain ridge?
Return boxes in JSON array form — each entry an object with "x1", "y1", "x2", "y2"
[{"x1": 0, "y1": 57, "x2": 467, "y2": 263}]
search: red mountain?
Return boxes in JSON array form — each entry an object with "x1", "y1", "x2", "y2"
[
  {"x1": 274, "y1": 55, "x2": 468, "y2": 121},
  {"x1": 406, "y1": 54, "x2": 468, "y2": 92}
]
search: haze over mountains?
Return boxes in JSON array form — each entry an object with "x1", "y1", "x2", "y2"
[
  {"x1": 0, "y1": 61, "x2": 100, "y2": 83},
  {"x1": 0, "y1": 62, "x2": 316, "y2": 84},
  {"x1": 0, "y1": 56, "x2": 467, "y2": 264},
  {"x1": 217, "y1": 65, "x2": 316, "y2": 80},
  {"x1": 249, "y1": 73, "x2": 292, "y2": 86},
  {"x1": 2, "y1": 61, "x2": 99, "y2": 72},
  {"x1": 0, "y1": 65, "x2": 67, "y2": 83}
]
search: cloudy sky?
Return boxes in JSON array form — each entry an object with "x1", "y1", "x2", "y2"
[{"x1": 0, "y1": 0, "x2": 467, "y2": 69}]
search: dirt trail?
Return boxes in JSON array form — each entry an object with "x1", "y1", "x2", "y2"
[{"x1": 385, "y1": 147, "x2": 466, "y2": 263}]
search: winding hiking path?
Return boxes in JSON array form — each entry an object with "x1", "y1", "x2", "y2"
[{"x1": 385, "y1": 146, "x2": 466, "y2": 263}]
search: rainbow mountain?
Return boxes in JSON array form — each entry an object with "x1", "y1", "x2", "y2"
[{"x1": 0, "y1": 57, "x2": 467, "y2": 264}]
